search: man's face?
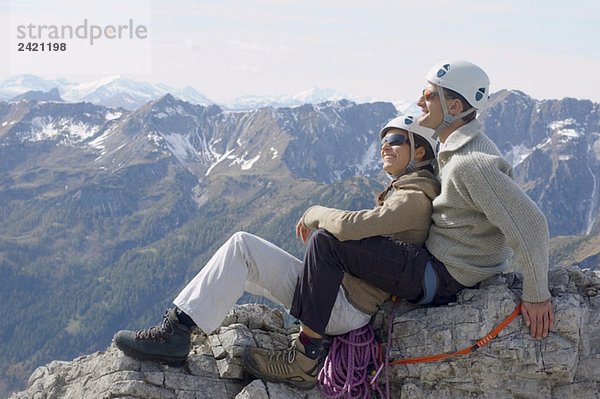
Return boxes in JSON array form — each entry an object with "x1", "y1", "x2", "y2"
[{"x1": 417, "y1": 82, "x2": 444, "y2": 129}]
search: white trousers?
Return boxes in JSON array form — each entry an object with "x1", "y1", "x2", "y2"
[{"x1": 173, "y1": 231, "x2": 371, "y2": 336}]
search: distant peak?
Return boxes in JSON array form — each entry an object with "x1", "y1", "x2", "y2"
[
  {"x1": 157, "y1": 93, "x2": 176, "y2": 102},
  {"x1": 9, "y1": 87, "x2": 64, "y2": 102}
]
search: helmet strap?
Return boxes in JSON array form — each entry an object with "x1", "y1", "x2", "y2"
[{"x1": 432, "y1": 88, "x2": 476, "y2": 140}]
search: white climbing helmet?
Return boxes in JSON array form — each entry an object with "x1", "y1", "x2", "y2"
[
  {"x1": 426, "y1": 59, "x2": 490, "y2": 109},
  {"x1": 424, "y1": 60, "x2": 490, "y2": 139},
  {"x1": 380, "y1": 115, "x2": 437, "y2": 153},
  {"x1": 379, "y1": 115, "x2": 437, "y2": 177}
]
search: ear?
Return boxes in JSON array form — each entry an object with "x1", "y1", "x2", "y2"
[
  {"x1": 414, "y1": 145, "x2": 427, "y2": 162},
  {"x1": 448, "y1": 98, "x2": 464, "y2": 115}
]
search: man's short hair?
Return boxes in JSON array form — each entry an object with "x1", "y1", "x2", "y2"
[{"x1": 443, "y1": 88, "x2": 477, "y2": 123}]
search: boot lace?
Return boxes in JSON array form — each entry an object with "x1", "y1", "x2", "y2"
[
  {"x1": 266, "y1": 343, "x2": 297, "y2": 364},
  {"x1": 263, "y1": 341, "x2": 324, "y2": 378},
  {"x1": 134, "y1": 310, "x2": 174, "y2": 342}
]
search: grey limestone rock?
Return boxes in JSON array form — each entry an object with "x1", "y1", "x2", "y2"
[{"x1": 10, "y1": 267, "x2": 600, "y2": 399}]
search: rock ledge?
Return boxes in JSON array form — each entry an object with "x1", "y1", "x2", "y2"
[{"x1": 10, "y1": 266, "x2": 600, "y2": 399}]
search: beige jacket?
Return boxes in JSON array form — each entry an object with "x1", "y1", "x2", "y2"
[{"x1": 301, "y1": 169, "x2": 440, "y2": 314}]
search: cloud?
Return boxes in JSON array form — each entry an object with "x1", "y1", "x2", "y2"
[
  {"x1": 229, "y1": 64, "x2": 259, "y2": 73},
  {"x1": 228, "y1": 40, "x2": 273, "y2": 53},
  {"x1": 185, "y1": 38, "x2": 206, "y2": 51}
]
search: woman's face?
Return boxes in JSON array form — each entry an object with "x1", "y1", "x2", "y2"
[{"x1": 381, "y1": 128, "x2": 412, "y2": 176}]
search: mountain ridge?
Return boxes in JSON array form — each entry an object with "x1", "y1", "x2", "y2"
[
  {"x1": 1, "y1": 89, "x2": 599, "y2": 397},
  {"x1": 0, "y1": 75, "x2": 367, "y2": 111}
]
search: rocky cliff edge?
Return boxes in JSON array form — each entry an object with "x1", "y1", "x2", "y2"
[{"x1": 10, "y1": 265, "x2": 600, "y2": 399}]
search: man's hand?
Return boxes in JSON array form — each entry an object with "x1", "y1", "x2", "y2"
[
  {"x1": 295, "y1": 218, "x2": 312, "y2": 243},
  {"x1": 521, "y1": 299, "x2": 554, "y2": 340}
]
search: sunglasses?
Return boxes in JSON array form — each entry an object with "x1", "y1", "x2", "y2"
[
  {"x1": 422, "y1": 89, "x2": 439, "y2": 101},
  {"x1": 381, "y1": 133, "x2": 409, "y2": 148}
]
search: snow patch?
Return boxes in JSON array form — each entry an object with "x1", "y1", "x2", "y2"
[
  {"x1": 356, "y1": 138, "x2": 380, "y2": 174},
  {"x1": 548, "y1": 118, "x2": 583, "y2": 143},
  {"x1": 558, "y1": 128, "x2": 580, "y2": 138},
  {"x1": 393, "y1": 101, "x2": 421, "y2": 116},
  {"x1": 241, "y1": 154, "x2": 260, "y2": 170},
  {"x1": 228, "y1": 152, "x2": 261, "y2": 170},
  {"x1": 68, "y1": 121, "x2": 99, "y2": 141},
  {"x1": 548, "y1": 118, "x2": 576, "y2": 131},
  {"x1": 593, "y1": 137, "x2": 600, "y2": 161},
  {"x1": 154, "y1": 105, "x2": 186, "y2": 119},
  {"x1": 89, "y1": 128, "x2": 113, "y2": 155},
  {"x1": 147, "y1": 131, "x2": 163, "y2": 146},
  {"x1": 163, "y1": 133, "x2": 195, "y2": 162},
  {"x1": 505, "y1": 143, "x2": 533, "y2": 167},
  {"x1": 205, "y1": 148, "x2": 235, "y2": 176},
  {"x1": 105, "y1": 111, "x2": 122, "y2": 121},
  {"x1": 29, "y1": 116, "x2": 99, "y2": 142}
]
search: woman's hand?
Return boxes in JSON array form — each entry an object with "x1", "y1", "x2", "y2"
[{"x1": 296, "y1": 218, "x2": 312, "y2": 243}]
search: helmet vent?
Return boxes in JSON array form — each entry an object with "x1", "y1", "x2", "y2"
[
  {"x1": 475, "y1": 87, "x2": 486, "y2": 101},
  {"x1": 437, "y1": 64, "x2": 450, "y2": 77}
]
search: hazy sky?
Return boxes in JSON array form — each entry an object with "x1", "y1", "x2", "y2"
[{"x1": 1, "y1": 0, "x2": 599, "y2": 103}]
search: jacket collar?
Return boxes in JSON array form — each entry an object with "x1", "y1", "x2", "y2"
[{"x1": 439, "y1": 119, "x2": 483, "y2": 154}]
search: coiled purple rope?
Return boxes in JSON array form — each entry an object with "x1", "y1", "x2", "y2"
[
  {"x1": 318, "y1": 324, "x2": 384, "y2": 398},
  {"x1": 318, "y1": 300, "x2": 402, "y2": 399}
]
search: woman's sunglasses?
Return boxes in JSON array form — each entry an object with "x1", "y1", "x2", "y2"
[{"x1": 381, "y1": 133, "x2": 409, "y2": 148}]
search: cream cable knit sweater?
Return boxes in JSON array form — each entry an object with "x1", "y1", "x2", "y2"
[{"x1": 426, "y1": 119, "x2": 551, "y2": 303}]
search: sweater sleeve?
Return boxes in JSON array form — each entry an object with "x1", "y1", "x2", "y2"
[
  {"x1": 301, "y1": 188, "x2": 432, "y2": 242},
  {"x1": 460, "y1": 154, "x2": 551, "y2": 302}
]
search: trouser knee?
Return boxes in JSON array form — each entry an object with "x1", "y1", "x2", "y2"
[
  {"x1": 306, "y1": 229, "x2": 337, "y2": 253},
  {"x1": 229, "y1": 230, "x2": 250, "y2": 243}
]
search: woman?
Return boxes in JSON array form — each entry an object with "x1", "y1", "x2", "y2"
[{"x1": 114, "y1": 115, "x2": 446, "y2": 389}]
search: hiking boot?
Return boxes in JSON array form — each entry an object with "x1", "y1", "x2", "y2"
[
  {"x1": 114, "y1": 308, "x2": 191, "y2": 365},
  {"x1": 242, "y1": 337, "x2": 323, "y2": 390}
]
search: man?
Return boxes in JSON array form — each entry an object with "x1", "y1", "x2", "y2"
[{"x1": 417, "y1": 59, "x2": 554, "y2": 339}]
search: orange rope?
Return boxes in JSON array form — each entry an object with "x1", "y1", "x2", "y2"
[{"x1": 390, "y1": 301, "x2": 522, "y2": 365}]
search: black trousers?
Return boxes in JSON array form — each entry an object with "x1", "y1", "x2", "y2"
[{"x1": 290, "y1": 229, "x2": 464, "y2": 335}]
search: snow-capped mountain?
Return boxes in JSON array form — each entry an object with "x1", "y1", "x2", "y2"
[
  {"x1": 10, "y1": 87, "x2": 64, "y2": 103},
  {"x1": 2, "y1": 89, "x2": 599, "y2": 235},
  {"x1": 0, "y1": 75, "x2": 397, "y2": 113},
  {"x1": 481, "y1": 90, "x2": 600, "y2": 236},
  {"x1": 0, "y1": 74, "x2": 213, "y2": 110},
  {"x1": 391, "y1": 99, "x2": 421, "y2": 117},
  {"x1": 222, "y1": 87, "x2": 360, "y2": 110},
  {"x1": 0, "y1": 75, "x2": 71, "y2": 99}
]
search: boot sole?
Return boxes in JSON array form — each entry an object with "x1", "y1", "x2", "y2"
[
  {"x1": 244, "y1": 367, "x2": 317, "y2": 390},
  {"x1": 115, "y1": 339, "x2": 188, "y2": 366},
  {"x1": 242, "y1": 348, "x2": 317, "y2": 390}
]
